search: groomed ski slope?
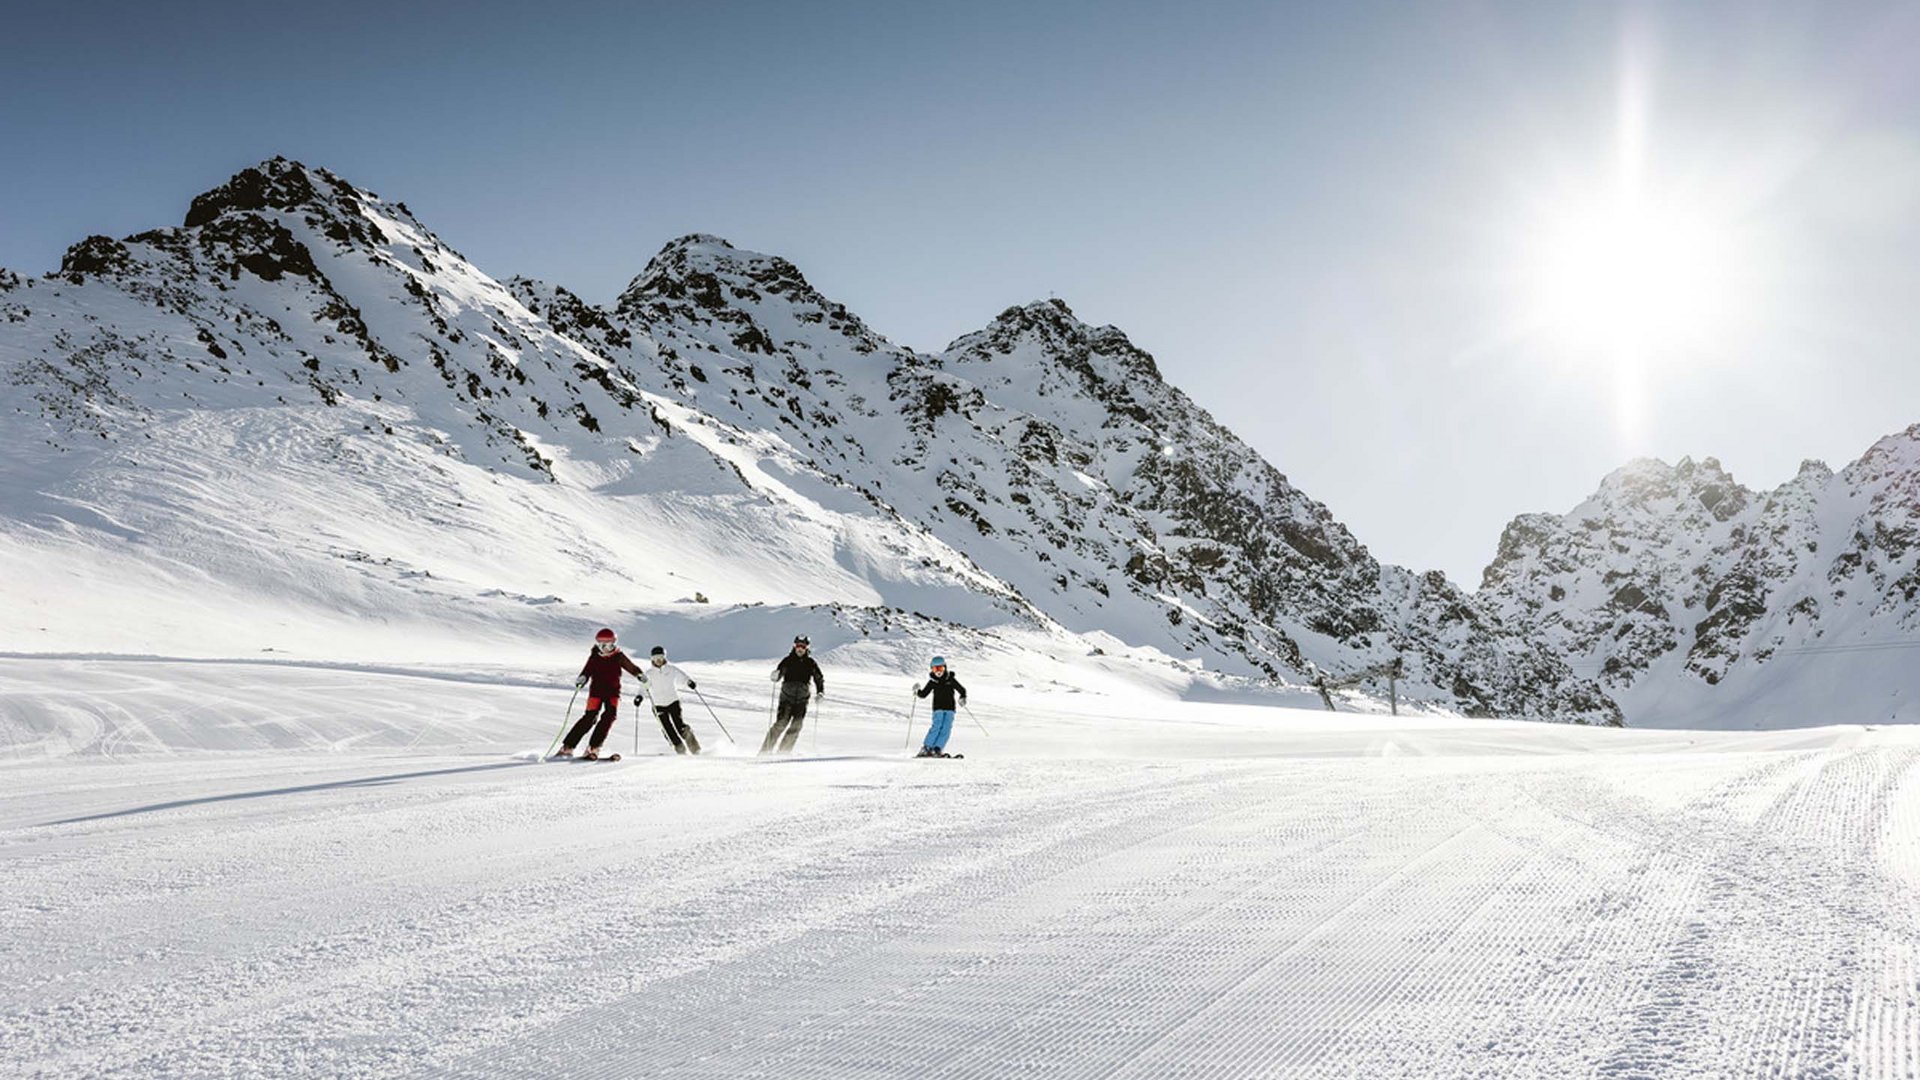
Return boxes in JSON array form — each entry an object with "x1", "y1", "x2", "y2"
[{"x1": 4, "y1": 659, "x2": 1920, "y2": 1078}]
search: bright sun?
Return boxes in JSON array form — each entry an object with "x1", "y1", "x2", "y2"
[
  {"x1": 1528, "y1": 195, "x2": 1736, "y2": 359},
  {"x1": 1513, "y1": 38, "x2": 1762, "y2": 382}
]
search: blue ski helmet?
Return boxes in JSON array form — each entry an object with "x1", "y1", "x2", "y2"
[{"x1": 930, "y1": 656, "x2": 947, "y2": 670}]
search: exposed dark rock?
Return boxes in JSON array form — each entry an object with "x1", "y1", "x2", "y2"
[
  {"x1": 199, "y1": 217, "x2": 319, "y2": 282},
  {"x1": 58, "y1": 236, "x2": 133, "y2": 282},
  {"x1": 185, "y1": 157, "x2": 324, "y2": 228}
]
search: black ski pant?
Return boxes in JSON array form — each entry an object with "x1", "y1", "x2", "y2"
[
  {"x1": 564, "y1": 696, "x2": 619, "y2": 752},
  {"x1": 654, "y1": 700, "x2": 700, "y2": 754},
  {"x1": 759, "y1": 694, "x2": 810, "y2": 755}
]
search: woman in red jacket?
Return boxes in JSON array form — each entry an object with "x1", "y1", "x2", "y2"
[{"x1": 558, "y1": 628, "x2": 642, "y2": 759}]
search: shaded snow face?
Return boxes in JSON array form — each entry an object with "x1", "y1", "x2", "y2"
[
  {"x1": 0, "y1": 158, "x2": 1619, "y2": 722},
  {"x1": 1479, "y1": 439, "x2": 1920, "y2": 726}
]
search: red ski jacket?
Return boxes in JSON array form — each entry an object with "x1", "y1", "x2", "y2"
[{"x1": 580, "y1": 649, "x2": 643, "y2": 697}]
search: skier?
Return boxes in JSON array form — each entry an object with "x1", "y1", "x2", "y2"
[
  {"x1": 760, "y1": 634, "x2": 824, "y2": 755},
  {"x1": 914, "y1": 656, "x2": 968, "y2": 758},
  {"x1": 637, "y1": 645, "x2": 701, "y2": 755},
  {"x1": 558, "y1": 628, "x2": 641, "y2": 760}
]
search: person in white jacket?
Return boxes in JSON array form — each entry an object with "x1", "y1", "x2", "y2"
[{"x1": 637, "y1": 646, "x2": 702, "y2": 755}]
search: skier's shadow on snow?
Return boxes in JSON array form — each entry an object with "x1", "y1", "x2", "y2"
[{"x1": 41, "y1": 761, "x2": 531, "y2": 827}]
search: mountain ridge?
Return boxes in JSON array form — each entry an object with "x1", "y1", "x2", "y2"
[
  {"x1": 518, "y1": 219, "x2": 1620, "y2": 720},
  {"x1": 5, "y1": 157, "x2": 1624, "y2": 721},
  {"x1": 1479, "y1": 426, "x2": 1920, "y2": 725}
]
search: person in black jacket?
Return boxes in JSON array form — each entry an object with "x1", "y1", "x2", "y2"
[
  {"x1": 760, "y1": 634, "x2": 824, "y2": 754},
  {"x1": 914, "y1": 656, "x2": 968, "y2": 757},
  {"x1": 560, "y1": 628, "x2": 642, "y2": 759}
]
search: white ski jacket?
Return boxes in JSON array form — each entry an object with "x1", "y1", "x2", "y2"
[{"x1": 638, "y1": 661, "x2": 695, "y2": 706}]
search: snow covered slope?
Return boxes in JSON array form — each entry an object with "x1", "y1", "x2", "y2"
[
  {"x1": 2, "y1": 158, "x2": 1613, "y2": 721},
  {"x1": 1481, "y1": 429, "x2": 1920, "y2": 727},
  {"x1": 2, "y1": 657, "x2": 1915, "y2": 1078}
]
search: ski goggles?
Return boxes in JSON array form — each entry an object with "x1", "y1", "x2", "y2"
[
  {"x1": 595, "y1": 641, "x2": 618, "y2": 654},
  {"x1": 929, "y1": 665, "x2": 946, "y2": 673}
]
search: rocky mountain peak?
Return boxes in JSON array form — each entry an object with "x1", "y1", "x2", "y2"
[
  {"x1": 56, "y1": 235, "x2": 139, "y2": 280},
  {"x1": 944, "y1": 298, "x2": 1165, "y2": 407},
  {"x1": 996, "y1": 297, "x2": 1082, "y2": 332},
  {"x1": 1845, "y1": 425, "x2": 1920, "y2": 546},
  {"x1": 953, "y1": 299, "x2": 1081, "y2": 347},
  {"x1": 613, "y1": 233, "x2": 888, "y2": 357},
  {"x1": 1850, "y1": 422, "x2": 1920, "y2": 479},
  {"x1": 49, "y1": 158, "x2": 420, "y2": 290},
  {"x1": 1479, "y1": 513, "x2": 1563, "y2": 591},
  {"x1": 619, "y1": 234, "x2": 812, "y2": 311},
  {"x1": 1796, "y1": 459, "x2": 1834, "y2": 483},
  {"x1": 183, "y1": 157, "x2": 374, "y2": 231},
  {"x1": 1591, "y1": 455, "x2": 1751, "y2": 523}
]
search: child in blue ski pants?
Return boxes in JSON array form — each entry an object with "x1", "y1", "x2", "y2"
[
  {"x1": 924, "y1": 708, "x2": 955, "y2": 750},
  {"x1": 916, "y1": 657, "x2": 967, "y2": 755}
]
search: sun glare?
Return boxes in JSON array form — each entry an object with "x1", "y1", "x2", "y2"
[
  {"x1": 1502, "y1": 30, "x2": 1772, "y2": 445},
  {"x1": 1530, "y1": 196, "x2": 1735, "y2": 357}
]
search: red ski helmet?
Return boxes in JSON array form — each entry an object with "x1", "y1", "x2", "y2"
[{"x1": 594, "y1": 628, "x2": 617, "y2": 654}]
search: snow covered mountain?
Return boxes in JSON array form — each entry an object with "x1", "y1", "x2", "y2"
[
  {"x1": 1, "y1": 157, "x2": 1615, "y2": 721},
  {"x1": 515, "y1": 233, "x2": 1616, "y2": 720},
  {"x1": 1480, "y1": 430, "x2": 1920, "y2": 726},
  {"x1": 0, "y1": 159, "x2": 1033, "y2": 671}
]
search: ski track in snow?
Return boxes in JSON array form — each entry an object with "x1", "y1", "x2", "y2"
[{"x1": 3, "y1": 667, "x2": 1920, "y2": 1078}]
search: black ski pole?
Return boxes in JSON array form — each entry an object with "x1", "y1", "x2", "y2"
[
  {"x1": 692, "y1": 686, "x2": 736, "y2": 745},
  {"x1": 545, "y1": 686, "x2": 581, "y2": 760},
  {"x1": 962, "y1": 702, "x2": 990, "y2": 738}
]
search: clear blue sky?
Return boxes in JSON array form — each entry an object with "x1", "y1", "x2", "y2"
[{"x1": 5, "y1": 1, "x2": 1918, "y2": 585}]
